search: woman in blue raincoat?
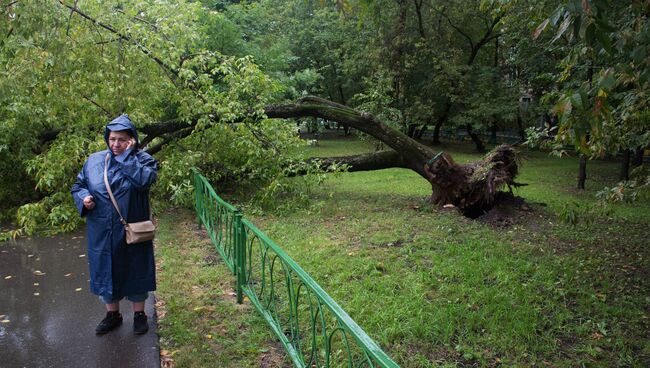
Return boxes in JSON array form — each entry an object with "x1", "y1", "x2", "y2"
[{"x1": 71, "y1": 114, "x2": 157, "y2": 335}]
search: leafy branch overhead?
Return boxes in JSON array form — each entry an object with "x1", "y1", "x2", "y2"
[{"x1": 3, "y1": 0, "x2": 647, "y2": 236}]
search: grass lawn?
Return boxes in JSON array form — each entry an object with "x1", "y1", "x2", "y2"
[{"x1": 156, "y1": 138, "x2": 649, "y2": 367}]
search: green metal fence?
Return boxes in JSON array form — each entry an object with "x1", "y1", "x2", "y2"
[
  {"x1": 193, "y1": 171, "x2": 239, "y2": 273},
  {"x1": 193, "y1": 170, "x2": 399, "y2": 368}
]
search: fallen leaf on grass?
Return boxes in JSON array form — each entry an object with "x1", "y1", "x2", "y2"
[
  {"x1": 591, "y1": 332, "x2": 604, "y2": 340},
  {"x1": 205, "y1": 334, "x2": 213, "y2": 339},
  {"x1": 33, "y1": 271, "x2": 45, "y2": 276},
  {"x1": 161, "y1": 356, "x2": 175, "y2": 368}
]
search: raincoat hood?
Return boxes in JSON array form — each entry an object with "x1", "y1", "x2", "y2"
[{"x1": 104, "y1": 114, "x2": 139, "y2": 148}]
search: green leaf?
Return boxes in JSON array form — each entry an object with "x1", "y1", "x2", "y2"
[
  {"x1": 595, "y1": 28, "x2": 614, "y2": 55},
  {"x1": 571, "y1": 92, "x2": 583, "y2": 110},
  {"x1": 631, "y1": 46, "x2": 646, "y2": 65},
  {"x1": 584, "y1": 23, "x2": 596, "y2": 45},
  {"x1": 598, "y1": 69, "x2": 616, "y2": 90}
]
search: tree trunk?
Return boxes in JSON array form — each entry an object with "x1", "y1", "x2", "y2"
[
  {"x1": 620, "y1": 150, "x2": 631, "y2": 181},
  {"x1": 490, "y1": 121, "x2": 498, "y2": 144},
  {"x1": 578, "y1": 155, "x2": 587, "y2": 190},
  {"x1": 407, "y1": 124, "x2": 418, "y2": 137},
  {"x1": 466, "y1": 124, "x2": 486, "y2": 153},
  {"x1": 47, "y1": 95, "x2": 519, "y2": 215},
  {"x1": 632, "y1": 148, "x2": 644, "y2": 167},
  {"x1": 432, "y1": 104, "x2": 451, "y2": 145},
  {"x1": 516, "y1": 115, "x2": 526, "y2": 142},
  {"x1": 413, "y1": 0, "x2": 426, "y2": 39},
  {"x1": 265, "y1": 96, "x2": 519, "y2": 215},
  {"x1": 415, "y1": 124, "x2": 427, "y2": 139}
]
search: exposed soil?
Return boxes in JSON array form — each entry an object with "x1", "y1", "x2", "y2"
[
  {"x1": 471, "y1": 192, "x2": 536, "y2": 228},
  {"x1": 258, "y1": 341, "x2": 292, "y2": 368}
]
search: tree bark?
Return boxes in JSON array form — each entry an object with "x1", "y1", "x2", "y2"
[
  {"x1": 266, "y1": 96, "x2": 519, "y2": 214},
  {"x1": 632, "y1": 148, "x2": 644, "y2": 167},
  {"x1": 432, "y1": 103, "x2": 451, "y2": 145},
  {"x1": 466, "y1": 124, "x2": 486, "y2": 153},
  {"x1": 39, "y1": 95, "x2": 519, "y2": 214},
  {"x1": 516, "y1": 115, "x2": 526, "y2": 142},
  {"x1": 413, "y1": 0, "x2": 426, "y2": 39},
  {"x1": 620, "y1": 150, "x2": 631, "y2": 181},
  {"x1": 578, "y1": 155, "x2": 587, "y2": 190}
]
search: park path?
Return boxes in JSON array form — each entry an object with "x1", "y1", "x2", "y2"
[{"x1": 0, "y1": 232, "x2": 160, "y2": 368}]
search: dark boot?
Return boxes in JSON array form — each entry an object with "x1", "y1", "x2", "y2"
[
  {"x1": 96, "y1": 311, "x2": 122, "y2": 334},
  {"x1": 133, "y1": 311, "x2": 149, "y2": 335}
]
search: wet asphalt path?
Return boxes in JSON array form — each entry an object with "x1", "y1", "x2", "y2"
[{"x1": 0, "y1": 232, "x2": 159, "y2": 368}]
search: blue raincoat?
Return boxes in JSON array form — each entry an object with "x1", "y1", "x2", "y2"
[{"x1": 71, "y1": 115, "x2": 157, "y2": 300}]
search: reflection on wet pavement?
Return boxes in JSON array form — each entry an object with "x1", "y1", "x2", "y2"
[{"x1": 1, "y1": 232, "x2": 159, "y2": 368}]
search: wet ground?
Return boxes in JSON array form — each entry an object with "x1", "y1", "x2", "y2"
[{"x1": 0, "y1": 232, "x2": 159, "y2": 368}]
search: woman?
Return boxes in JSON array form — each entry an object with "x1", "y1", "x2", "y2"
[{"x1": 71, "y1": 114, "x2": 157, "y2": 335}]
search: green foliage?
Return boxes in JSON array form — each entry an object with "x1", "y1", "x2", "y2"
[
  {"x1": 597, "y1": 166, "x2": 650, "y2": 203},
  {"x1": 16, "y1": 192, "x2": 82, "y2": 236},
  {"x1": 534, "y1": 1, "x2": 650, "y2": 157},
  {"x1": 449, "y1": 66, "x2": 519, "y2": 130},
  {"x1": 0, "y1": 1, "x2": 310, "y2": 235},
  {"x1": 351, "y1": 70, "x2": 402, "y2": 149},
  {"x1": 557, "y1": 200, "x2": 612, "y2": 225}
]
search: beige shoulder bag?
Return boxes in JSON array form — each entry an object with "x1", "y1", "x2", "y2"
[{"x1": 104, "y1": 153, "x2": 156, "y2": 244}]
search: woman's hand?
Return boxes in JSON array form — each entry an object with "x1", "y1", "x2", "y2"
[
  {"x1": 126, "y1": 138, "x2": 136, "y2": 151},
  {"x1": 83, "y1": 195, "x2": 95, "y2": 210}
]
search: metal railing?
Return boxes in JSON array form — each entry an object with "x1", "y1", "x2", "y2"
[
  {"x1": 193, "y1": 171, "x2": 239, "y2": 273},
  {"x1": 193, "y1": 169, "x2": 399, "y2": 368}
]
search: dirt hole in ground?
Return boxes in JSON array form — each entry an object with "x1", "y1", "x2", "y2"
[{"x1": 467, "y1": 192, "x2": 536, "y2": 227}]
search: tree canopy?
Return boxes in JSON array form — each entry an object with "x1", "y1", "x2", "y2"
[{"x1": 1, "y1": 0, "x2": 648, "y2": 236}]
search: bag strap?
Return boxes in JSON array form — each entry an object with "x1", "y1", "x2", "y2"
[{"x1": 104, "y1": 153, "x2": 128, "y2": 226}]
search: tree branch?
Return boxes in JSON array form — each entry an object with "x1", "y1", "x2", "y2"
[
  {"x1": 65, "y1": 0, "x2": 79, "y2": 36},
  {"x1": 144, "y1": 127, "x2": 194, "y2": 155},
  {"x1": 436, "y1": 8, "x2": 474, "y2": 50},
  {"x1": 82, "y1": 95, "x2": 115, "y2": 117},
  {"x1": 115, "y1": 8, "x2": 172, "y2": 42},
  {"x1": 57, "y1": 1, "x2": 179, "y2": 83},
  {"x1": 4, "y1": 1, "x2": 18, "y2": 9},
  {"x1": 138, "y1": 117, "x2": 196, "y2": 145}
]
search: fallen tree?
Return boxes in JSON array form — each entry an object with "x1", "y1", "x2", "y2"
[
  {"x1": 132, "y1": 96, "x2": 520, "y2": 216},
  {"x1": 265, "y1": 96, "x2": 520, "y2": 216},
  {"x1": 35, "y1": 3, "x2": 520, "y2": 218}
]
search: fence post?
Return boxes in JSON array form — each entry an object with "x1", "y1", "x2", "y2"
[
  {"x1": 235, "y1": 210, "x2": 245, "y2": 304},
  {"x1": 193, "y1": 169, "x2": 202, "y2": 230}
]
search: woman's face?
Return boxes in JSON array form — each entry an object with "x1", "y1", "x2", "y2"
[{"x1": 108, "y1": 131, "x2": 132, "y2": 156}]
